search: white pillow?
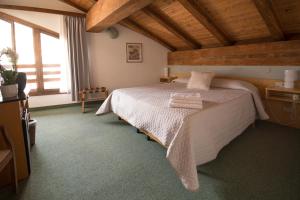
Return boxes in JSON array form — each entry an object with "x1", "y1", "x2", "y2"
[
  {"x1": 187, "y1": 72, "x2": 215, "y2": 90},
  {"x1": 211, "y1": 78, "x2": 259, "y2": 93},
  {"x1": 172, "y1": 78, "x2": 189, "y2": 84}
]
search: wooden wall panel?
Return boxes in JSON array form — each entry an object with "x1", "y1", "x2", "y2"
[
  {"x1": 168, "y1": 40, "x2": 300, "y2": 66},
  {"x1": 272, "y1": 0, "x2": 300, "y2": 34},
  {"x1": 193, "y1": 0, "x2": 271, "y2": 41},
  {"x1": 130, "y1": 11, "x2": 190, "y2": 50},
  {"x1": 152, "y1": 0, "x2": 221, "y2": 47}
]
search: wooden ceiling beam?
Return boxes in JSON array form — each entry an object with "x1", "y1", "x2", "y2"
[
  {"x1": 252, "y1": 0, "x2": 285, "y2": 40},
  {"x1": 177, "y1": 0, "x2": 232, "y2": 46},
  {"x1": 143, "y1": 6, "x2": 201, "y2": 49},
  {"x1": 0, "y1": 4, "x2": 85, "y2": 17},
  {"x1": 119, "y1": 18, "x2": 176, "y2": 51},
  {"x1": 58, "y1": 0, "x2": 92, "y2": 12},
  {"x1": 86, "y1": 0, "x2": 153, "y2": 32}
]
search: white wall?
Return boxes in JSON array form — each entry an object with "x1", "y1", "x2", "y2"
[
  {"x1": 87, "y1": 25, "x2": 169, "y2": 91},
  {"x1": 29, "y1": 94, "x2": 73, "y2": 108}
]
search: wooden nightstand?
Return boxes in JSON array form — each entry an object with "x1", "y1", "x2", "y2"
[
  {"x1": 160, "y1": 76, "x2": 177, "y2": 83},
  {"x1": 264, "y1": 87, "x2": 300, "y2": 129},
  {"x1": 265, "y1": 87, "x2": 300, "y2": 103}
]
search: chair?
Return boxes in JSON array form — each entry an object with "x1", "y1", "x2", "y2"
[{"x1": 0, "y1": 125, "x2": 18, "y2": 193}]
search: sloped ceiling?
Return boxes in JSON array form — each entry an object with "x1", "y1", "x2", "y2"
[
  {"x1": 2, "y1": 0, "x2": 300, "y2": 52},
  {"x1": 65, "y1": 0, "x2": 300, "y2": 51},
  {"x1": 0, "y1": 0, "x2": 84, "y2": 13}
]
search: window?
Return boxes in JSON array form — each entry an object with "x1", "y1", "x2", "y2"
[
  {"x1": 15, "y1": 22, "x2": 35, "y2": 65},
  {"x1": 0, "y1": 19, "x2": 13, "y2": 65},
  {"x1": 0, "y1": 14, "x2": 61, "y2": 95},
  {"x1": 41, "y1": 33, "x2": 61, "y2": 90}
]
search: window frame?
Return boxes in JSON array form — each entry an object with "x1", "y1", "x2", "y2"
[{"x1": 0, "y1": 11, "x2": 61, "y2": 96}]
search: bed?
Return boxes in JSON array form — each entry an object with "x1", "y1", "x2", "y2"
[{"x1": 96, "y1": 79, "x2": 269, "y2": 191}]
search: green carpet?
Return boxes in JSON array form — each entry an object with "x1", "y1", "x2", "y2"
[{"x1": 0, "y1": 105, "x2": 299, "y2": 200}]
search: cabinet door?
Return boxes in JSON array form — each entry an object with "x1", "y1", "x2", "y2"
[
  {"x1": 264, "y1": 99, "x2": 300, "y2": 129},
  {"x1": 0, "y1": 101, "x2": 29, "y2": 187}
]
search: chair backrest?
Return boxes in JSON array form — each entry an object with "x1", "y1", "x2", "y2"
[{"x1": 0, "y1": 125, "x2": 13, "y2": 151}]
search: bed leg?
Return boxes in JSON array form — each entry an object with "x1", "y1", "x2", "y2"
[
  {"x1": 136, "y1": 128, "x2": 142, "y2": 134},
  {"x1": 147, "y1": 136, "x2": 154, "y2": 142},
  {"x1": 252, "y1": 122, "x2": 256, "y2": 128}
]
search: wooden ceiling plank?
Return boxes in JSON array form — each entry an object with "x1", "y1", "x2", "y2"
[
  {"x1": 0, "y1": 4, "x2": 86, "y2": 17},
  {"x1": 143, "y1": 6, "x2": 201, "y2": 49},
  {"x1": 58, "y1": 0, "x2": 90, "y2": 12},
  {"x1": 252, "y1": 0, "x2": 285, "y2": 40},
  {"x1": 86, "y1": 0, "x2": 153, "y2": 32},
  {"x1": 177, "y1": 0, "x2": 231, "y2": 46},
  {"x1": 119, "y1": 18, "x2": 176, "y2": 51}
]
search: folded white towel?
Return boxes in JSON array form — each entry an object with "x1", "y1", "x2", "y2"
[
  {"x1": 169, "y1": 102, "x2": 203, "y2": 109},
  {"x1": 170, "y1": 92, "x2": 201, "y2": 101},
  {"x1": 169, "y1": 92, "x2": 203, "y2": 109},
  {"x1": 170, "y1": 99, "x2": 202, "y2": 105}
]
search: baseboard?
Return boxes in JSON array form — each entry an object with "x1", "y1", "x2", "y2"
[
  {"x1": 29, "y1": 101, "x2": 103, "y2": 112},
  {"x1": 29, "y1": 102, "x2": 81, "y2": 111}
]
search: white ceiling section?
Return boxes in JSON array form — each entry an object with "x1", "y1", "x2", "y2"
[
  {"x1": 0, "y1": 9, "x2": 61, "y2": 32},
  {"x1": 0, "y1": 0, "x2": 84, "y2": 13}
]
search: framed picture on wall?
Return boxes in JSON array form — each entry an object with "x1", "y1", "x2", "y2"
[{"x1": 126, "y1": 43, "x2": 143, "y2": 63}]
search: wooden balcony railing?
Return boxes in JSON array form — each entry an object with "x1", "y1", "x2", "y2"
[{"x1": 17, "y1": 64, "x2": 61, "y2": 95}]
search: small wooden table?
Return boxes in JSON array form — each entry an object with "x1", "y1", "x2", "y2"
[{"x1": 79, "y1": 87, "x2": 108, "y2": 113}]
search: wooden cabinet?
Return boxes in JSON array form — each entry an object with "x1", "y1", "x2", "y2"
[
  {"x1": 265, "y1": 87, "x2": 300, "y2": 129},
  {"x1": 0, "y1": 101, "x2": 29, "y2": 187}
]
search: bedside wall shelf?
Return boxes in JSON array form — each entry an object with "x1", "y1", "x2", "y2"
[{"x1": 266, "y1": 87, "x2": 300, "y2": 103}]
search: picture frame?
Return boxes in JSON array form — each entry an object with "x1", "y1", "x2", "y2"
[{"x1": 126, "y1": 43, "x2": 143, "y2": 63}]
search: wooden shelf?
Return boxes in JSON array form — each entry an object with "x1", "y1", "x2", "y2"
[
  {"x1": 266, "y1": 87, "x2": 300, "y2": 94},
  {"x1": 266, "y1": 87, "x2": 300, "y2": 104}
]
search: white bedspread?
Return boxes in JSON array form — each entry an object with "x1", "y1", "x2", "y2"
[{"x1": 96, "y1": 82, "x2": 268, "y2": 191}]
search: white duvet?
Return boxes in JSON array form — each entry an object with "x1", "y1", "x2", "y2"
[{"x1": 96, "y1": 79, "x2": 268, "y2": 191}]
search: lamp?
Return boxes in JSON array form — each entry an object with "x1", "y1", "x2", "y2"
[
  {"x1": 284, "y1": 70, "x2": 298, "y2": 88},
  {"x1": 163, "y1": 67, "x2": 170, "y2": 77}
]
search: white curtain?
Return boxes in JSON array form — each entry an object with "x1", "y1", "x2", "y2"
[
  {"x1": 60, "y1": 16, "x2": 90, "y2": 101},
  {"x1": 59, "y1": 16, "x2": 71, "y2": 94}
]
